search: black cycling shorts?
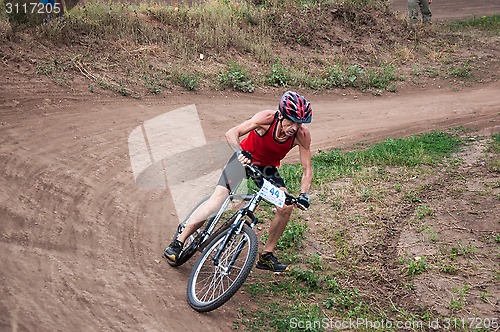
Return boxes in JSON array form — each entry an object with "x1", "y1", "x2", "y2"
[{"x1": 217, "y1": 153, "x2": 286, "y2": 192}]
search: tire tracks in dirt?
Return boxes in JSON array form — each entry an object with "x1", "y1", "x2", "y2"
[{"x1": 0, "y1": 61, "x2": 499, "y2": 330}]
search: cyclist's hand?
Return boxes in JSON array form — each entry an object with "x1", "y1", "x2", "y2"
[
  {"x1": 236, "y1": 149, "x2": 252, "y2": 165},
  {"x1": 296, "y1": 193, "x2": 310, "y2": 210}
]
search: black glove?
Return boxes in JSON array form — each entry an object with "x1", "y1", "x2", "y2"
[
  {"x1": 296, "y1": 193, "x2": 310, "y2": 210},
  {"x1": 236, "y1": 149, "x2": 252, "y2": 162}
]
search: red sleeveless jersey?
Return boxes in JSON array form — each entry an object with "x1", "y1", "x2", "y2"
[{"x1": 240, "y1": 112, "x2": 295, "y2": 167}]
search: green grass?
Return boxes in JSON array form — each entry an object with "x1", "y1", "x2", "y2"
[
  {"x1": 264, "y1": 59, "x2": 399, "y2": 91},
  {"x1": 218, "y1": 61, "x2": 255, "y2": 93},
  {"x1": 4, "y1": 1, "x2": 495, "y2": 94},
  {"x1": 244, "y1": 268, "x2": 369, "y2": 330},
  {"x1": 489, "y1": 133, "x2": 500, "y2": 153},
  {"x1": 446, "y1": 14, "x2": 500, "y2": 32},
  {"x1": 401, "y1": 257, "x2": 427, "y2": 278},
  {"x1": 234, "y1": 131, "x2": 500, "y2": 331},
  {"x1": 448, "y1": 61, "x2": 473, "y2": 79},
  {"x1": 282, "y1": 131, "x2": 462, "y2": 190}
]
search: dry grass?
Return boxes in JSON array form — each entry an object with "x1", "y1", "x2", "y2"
[{"x1": 1, "y1": 0, "x2": 498, "y2": 94}]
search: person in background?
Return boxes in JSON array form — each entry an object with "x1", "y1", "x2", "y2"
[
  {"x1": 408, "y1": 0, "x2": 432, "y2": 26},
  {"x1": 40, "y1": 0, "x2": 66, "y2": 23}
]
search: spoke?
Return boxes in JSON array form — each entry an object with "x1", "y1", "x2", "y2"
[{"x1": 193, "y1": 231, "x2": 250, "y2": 304}]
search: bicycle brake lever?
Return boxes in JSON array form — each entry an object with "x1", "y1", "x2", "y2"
[{"x1": 295, "y1": 203, "x2": 308, "y2": 211}]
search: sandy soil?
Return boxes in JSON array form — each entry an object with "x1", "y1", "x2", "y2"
[{"x1": 1, "y1": 2, "x2": 499, "y2": 331}]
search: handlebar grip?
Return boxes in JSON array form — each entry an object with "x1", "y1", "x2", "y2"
[{"x1": 246, "y1": 164, "x2": 305, "y2": 209}]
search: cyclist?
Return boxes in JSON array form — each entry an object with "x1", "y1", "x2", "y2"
[{"x1": 164, "y1": 91, "x2": 313, "y2": 272}]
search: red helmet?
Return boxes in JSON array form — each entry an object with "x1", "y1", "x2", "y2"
[{"x1": 278, "y1": 91, "x2": 312, "y2": 123}]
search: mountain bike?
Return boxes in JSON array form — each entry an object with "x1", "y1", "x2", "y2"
[{"x1": 166, "y1": 164, "x2": 305, "y2": 312}]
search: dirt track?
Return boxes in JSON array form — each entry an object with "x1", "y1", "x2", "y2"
[
  {"x1": 391, "y1": 0, "x2": 500, "y2": 21},
  {"x1": 1, "y1": 2, "x2": 500, "y2": 332}
]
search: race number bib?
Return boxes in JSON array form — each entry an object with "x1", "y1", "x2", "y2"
[{"x1": 259, "y1": 179, "x2": 285, "y2": 208}]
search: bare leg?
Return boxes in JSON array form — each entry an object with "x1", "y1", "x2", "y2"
[
  {"x1": 177, "y1": 185, "x2": 230, "y2": 243},
  {"x1": 262, "y1": 187, "x2": 293, "y2": 254}
]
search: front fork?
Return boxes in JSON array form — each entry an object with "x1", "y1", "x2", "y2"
[{"x1": 213, "y1": 210, "x2": 258, "y2": 267}]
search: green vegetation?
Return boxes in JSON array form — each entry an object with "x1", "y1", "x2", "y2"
[
  {"x1": 490, "y1": 134, "x2": 500, "y2": 153},
  {"x1": 449, "y1": 286, "x2": 470, "y2": 312},
  {"x1": 401, "y1": 257, "x2": 427, "y2": 278},
  {"x1": 415, "y1": 205, "x2": 433, "y2": 219},
  {"x1": 282, "y1": 131, "x2": 461, "y2": 190},
  {"x1": 446, "y1": 14, "x2": 500, "y2": 32},
  {"x1": 239, "y1": 130, "x2": 499, "y2": 330},
  {"x1": 1, "y1": 0, "x2": 497, "y2": 94},
  {"x1": 448, "y1": 61, "x2": 473, "y2": 79},
  {"x1": 218, "y1": 62, "x2": 255, "y2": 93}
]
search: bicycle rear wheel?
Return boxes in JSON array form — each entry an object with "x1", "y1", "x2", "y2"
[
  {"x1": 187, "y1": 225, "x2": 258, "y2": 312},
  {"x1": 167, "y1": 198, "x2": 209, "y2": 267}
]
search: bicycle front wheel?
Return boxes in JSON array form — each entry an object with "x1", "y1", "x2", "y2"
[{"x1": 187, "y1": 225, "x2": 258, "y2": 312}]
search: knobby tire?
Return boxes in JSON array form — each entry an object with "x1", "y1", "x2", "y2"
[{"x1": 186, "y1": 225, "x2": 258, "y2": 312}]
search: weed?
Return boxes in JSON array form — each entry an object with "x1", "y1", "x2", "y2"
[
  {"x1": 365, "y1": 63, "x2": 397, "y2": 89},
  {"x1": 266, "y1": 58, "x2": 290, "y2": 87},
  {"x1": 347, "y1": 64, "x2": 364, "y2": 88},
  {"x1": 401, "y1": 257, "x2": 427, "y2": 278},
  {"x1": 424, "y1": 227, "x2": 438, "y2": 242},
  {"x1": 323, "y1": 287, "x2": 365, "y2": 317},
  {"x1": 307, "y1": 253, "x2": 325, "y2": 271},
  {"x1": 142, "y1": 74, "x2": 168, "y2": 94},
  {"x1": 36, "y1": 60, "x2": 68, "y2": 85},
  {"x1": 386, "y1": 83, "x2": 398, "y2": 93},
  {"x1": 325, "y1": 64, "x2": 348, "y2": 88},
  {"x1": 450, "y1": 241, "x2": 476, "y2": 259},
  {"x1": 321, "y1": 229, "x2": 350, "y2": 259},
  {"x1": 449, "y1": 285, "x2": 470, "y2": 312},
  {"x1": 448, "y1": 61, "x2": 472, "y2": 79},
  {"x1": 290, "y1": 268, "x2": 322, "y2": 289},
  {"x1": 415, "y1": 205, "x2": 433, "y2": 219},
  {"x1": 178, "y1": 74, "x2": 200, "y2": 91},
  {"x1": 446, "y1": 14, "x2": 500, "y2": 32},
  {"x1": 425, "y1": 67, "x2": 439, "y2": 78},
  {"x1": 479, "y1": 290, "x2": 491, "y2": 303},
  {"x1": 277, "y1": 219, "x2": 308, "y2": 251},
  {"x1": 218, "y1": 61, "x2": 255, "y2": 93},
  {"x1": 405, "y1": 190, "x2": 423, "y2": 203},
  {"x1": 359, "y1": 186, "x2": 373, "y2": 202},
  {"x1": 118, "y1": 83, "x2": 130, "y2": 97},
  {"x1": 440, "y1": 264, "x2": 459, "y2": 274}
]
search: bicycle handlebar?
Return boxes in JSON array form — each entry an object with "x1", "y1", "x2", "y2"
[{"x1": 244, "y1": 164, "x2": 307, "y2": 210}]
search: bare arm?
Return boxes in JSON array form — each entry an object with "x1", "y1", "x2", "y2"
[{"x1": 224, "y1": 110, "x2": 276, "y2": 152}]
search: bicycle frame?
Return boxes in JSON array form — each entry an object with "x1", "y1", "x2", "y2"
[
  {"x1": 186, "y1": 164, "x2": 302, "y2": 312},
  {"x1": 212, "y1": 190, "x2": 262, "y2": 265},
  {"x1": 212, "y1": 164, "x2": 297, "y2": 267},
  {"x1": 186, "y1": 164, "x2": 297, "y2": 265}
]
